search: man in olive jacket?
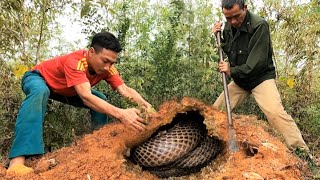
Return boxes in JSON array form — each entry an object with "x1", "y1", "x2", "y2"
[{"x1": 212, "y1": 0, "x2": 309, "y2": 152}]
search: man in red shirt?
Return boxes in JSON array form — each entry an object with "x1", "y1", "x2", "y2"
[{"x1": 7, "y1": 32, "x2": 152, "y2": 175}]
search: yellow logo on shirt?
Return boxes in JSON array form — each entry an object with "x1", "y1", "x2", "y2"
[
  {"x1": 108, "y1": 65, "x2": 118, "y2": 75},
  {"x1": 76, "y1": 58, "x2": 88, "y2": 71}
]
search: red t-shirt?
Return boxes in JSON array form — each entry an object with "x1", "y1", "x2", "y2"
[{"x1": 32, "y1": 50, "x2": 124, "y2": 96}]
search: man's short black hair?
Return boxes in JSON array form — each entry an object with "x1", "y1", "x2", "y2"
[
  {"x1": 221, "y1": 0, "x2": 245, "y2": 10},
  {"x1": 90, "y1": 32, "x2": 122, "y2": 53}
]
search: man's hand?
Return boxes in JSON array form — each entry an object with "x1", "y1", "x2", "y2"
[
  {"x1": 142, "y1": 102, "x2": 155, "y2": 113},
  {"x1": 218, "y1": 61, "x2": 231, "y2": 76},
  {"x1": 212, "y1": 22, "x2": 223, "y2": 35},
  {"x1": 118, "y1": 108, "x2": 147, "y2": 132}
]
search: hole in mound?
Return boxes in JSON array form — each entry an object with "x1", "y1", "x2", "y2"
[
  {"x1": 127, "y1": 110, "x2": 224, "y2": 178},
  {"x1": 241, "y1": 141, "x2": 259, "y2": 157}
]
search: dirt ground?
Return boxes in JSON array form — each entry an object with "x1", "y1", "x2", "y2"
[{"x1": 0, "y1": 97, "x2": 314, "y2": 180}]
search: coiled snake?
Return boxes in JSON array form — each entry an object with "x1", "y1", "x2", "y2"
[{"x1": 130, "y1": 115, "x2": 223, "y2": 178}]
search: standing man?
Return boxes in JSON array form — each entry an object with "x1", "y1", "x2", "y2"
[
  {"x1": 212, "y1": 0, "x2": 309, "y2": 152},
  {"x1": 7, "y1": 31, "x2": 152, "y2": 175}
]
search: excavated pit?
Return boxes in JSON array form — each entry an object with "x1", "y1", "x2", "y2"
[
  {"x1": 127, "y1": 110, "x2": 225, "y2": 178},
  {"x1": 0, "y1": 97, "x2": 310, "y2": 180}
]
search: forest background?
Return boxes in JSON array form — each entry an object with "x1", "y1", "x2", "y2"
[{"x1": 0, "y1": 0, "x2": 319, "y2": 172}]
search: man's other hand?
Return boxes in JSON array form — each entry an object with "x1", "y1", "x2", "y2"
[
  {"x1": 212, "y1": 22, "x2": 223, "y2": 35},
  {"x1": 218, "y1": 61, "x2": 231, "y2": 76},
  {"x1": 119, "y1": 108, "x2": 146, "y2": 132}
]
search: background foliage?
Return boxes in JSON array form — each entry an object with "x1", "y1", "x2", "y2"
[{"x1": 0, "y1": 0, "x2": 319, "y2": 171}]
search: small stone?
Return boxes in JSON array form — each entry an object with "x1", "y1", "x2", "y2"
[
  {"x1": 242, "y1": 172, "x2": 264, "y2": 179},
  {"x1": 262, "y1": 142, "x2": 279, "y2": 152}
]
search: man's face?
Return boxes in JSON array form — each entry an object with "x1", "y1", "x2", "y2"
[
  {"x1": 223, "y1": 4, "x2": 247, "y2": 28},
  {"x1": 87, "y1": 47, "x2": 118, "y2": 74}
]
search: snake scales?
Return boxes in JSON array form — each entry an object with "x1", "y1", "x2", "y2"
[{"x1": 130, "y1": 112, "x2": 223, "y2": 178}]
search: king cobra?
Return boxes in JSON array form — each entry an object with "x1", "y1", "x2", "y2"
[{"x1": 130, "y1": 112, "x2": 223, "y2": 178}]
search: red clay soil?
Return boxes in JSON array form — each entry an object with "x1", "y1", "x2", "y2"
[{"x1": 0, "y1": 97, "x2": 312, "y2": 180}]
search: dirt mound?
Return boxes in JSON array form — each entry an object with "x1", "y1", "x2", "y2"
[{"x1": 0, "y1": 97, "x2": 311, "y2": 179}]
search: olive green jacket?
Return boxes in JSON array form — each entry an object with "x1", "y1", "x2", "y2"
[{"x1": 221, "y1": 11, "x2": 276, "y2": 90}]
